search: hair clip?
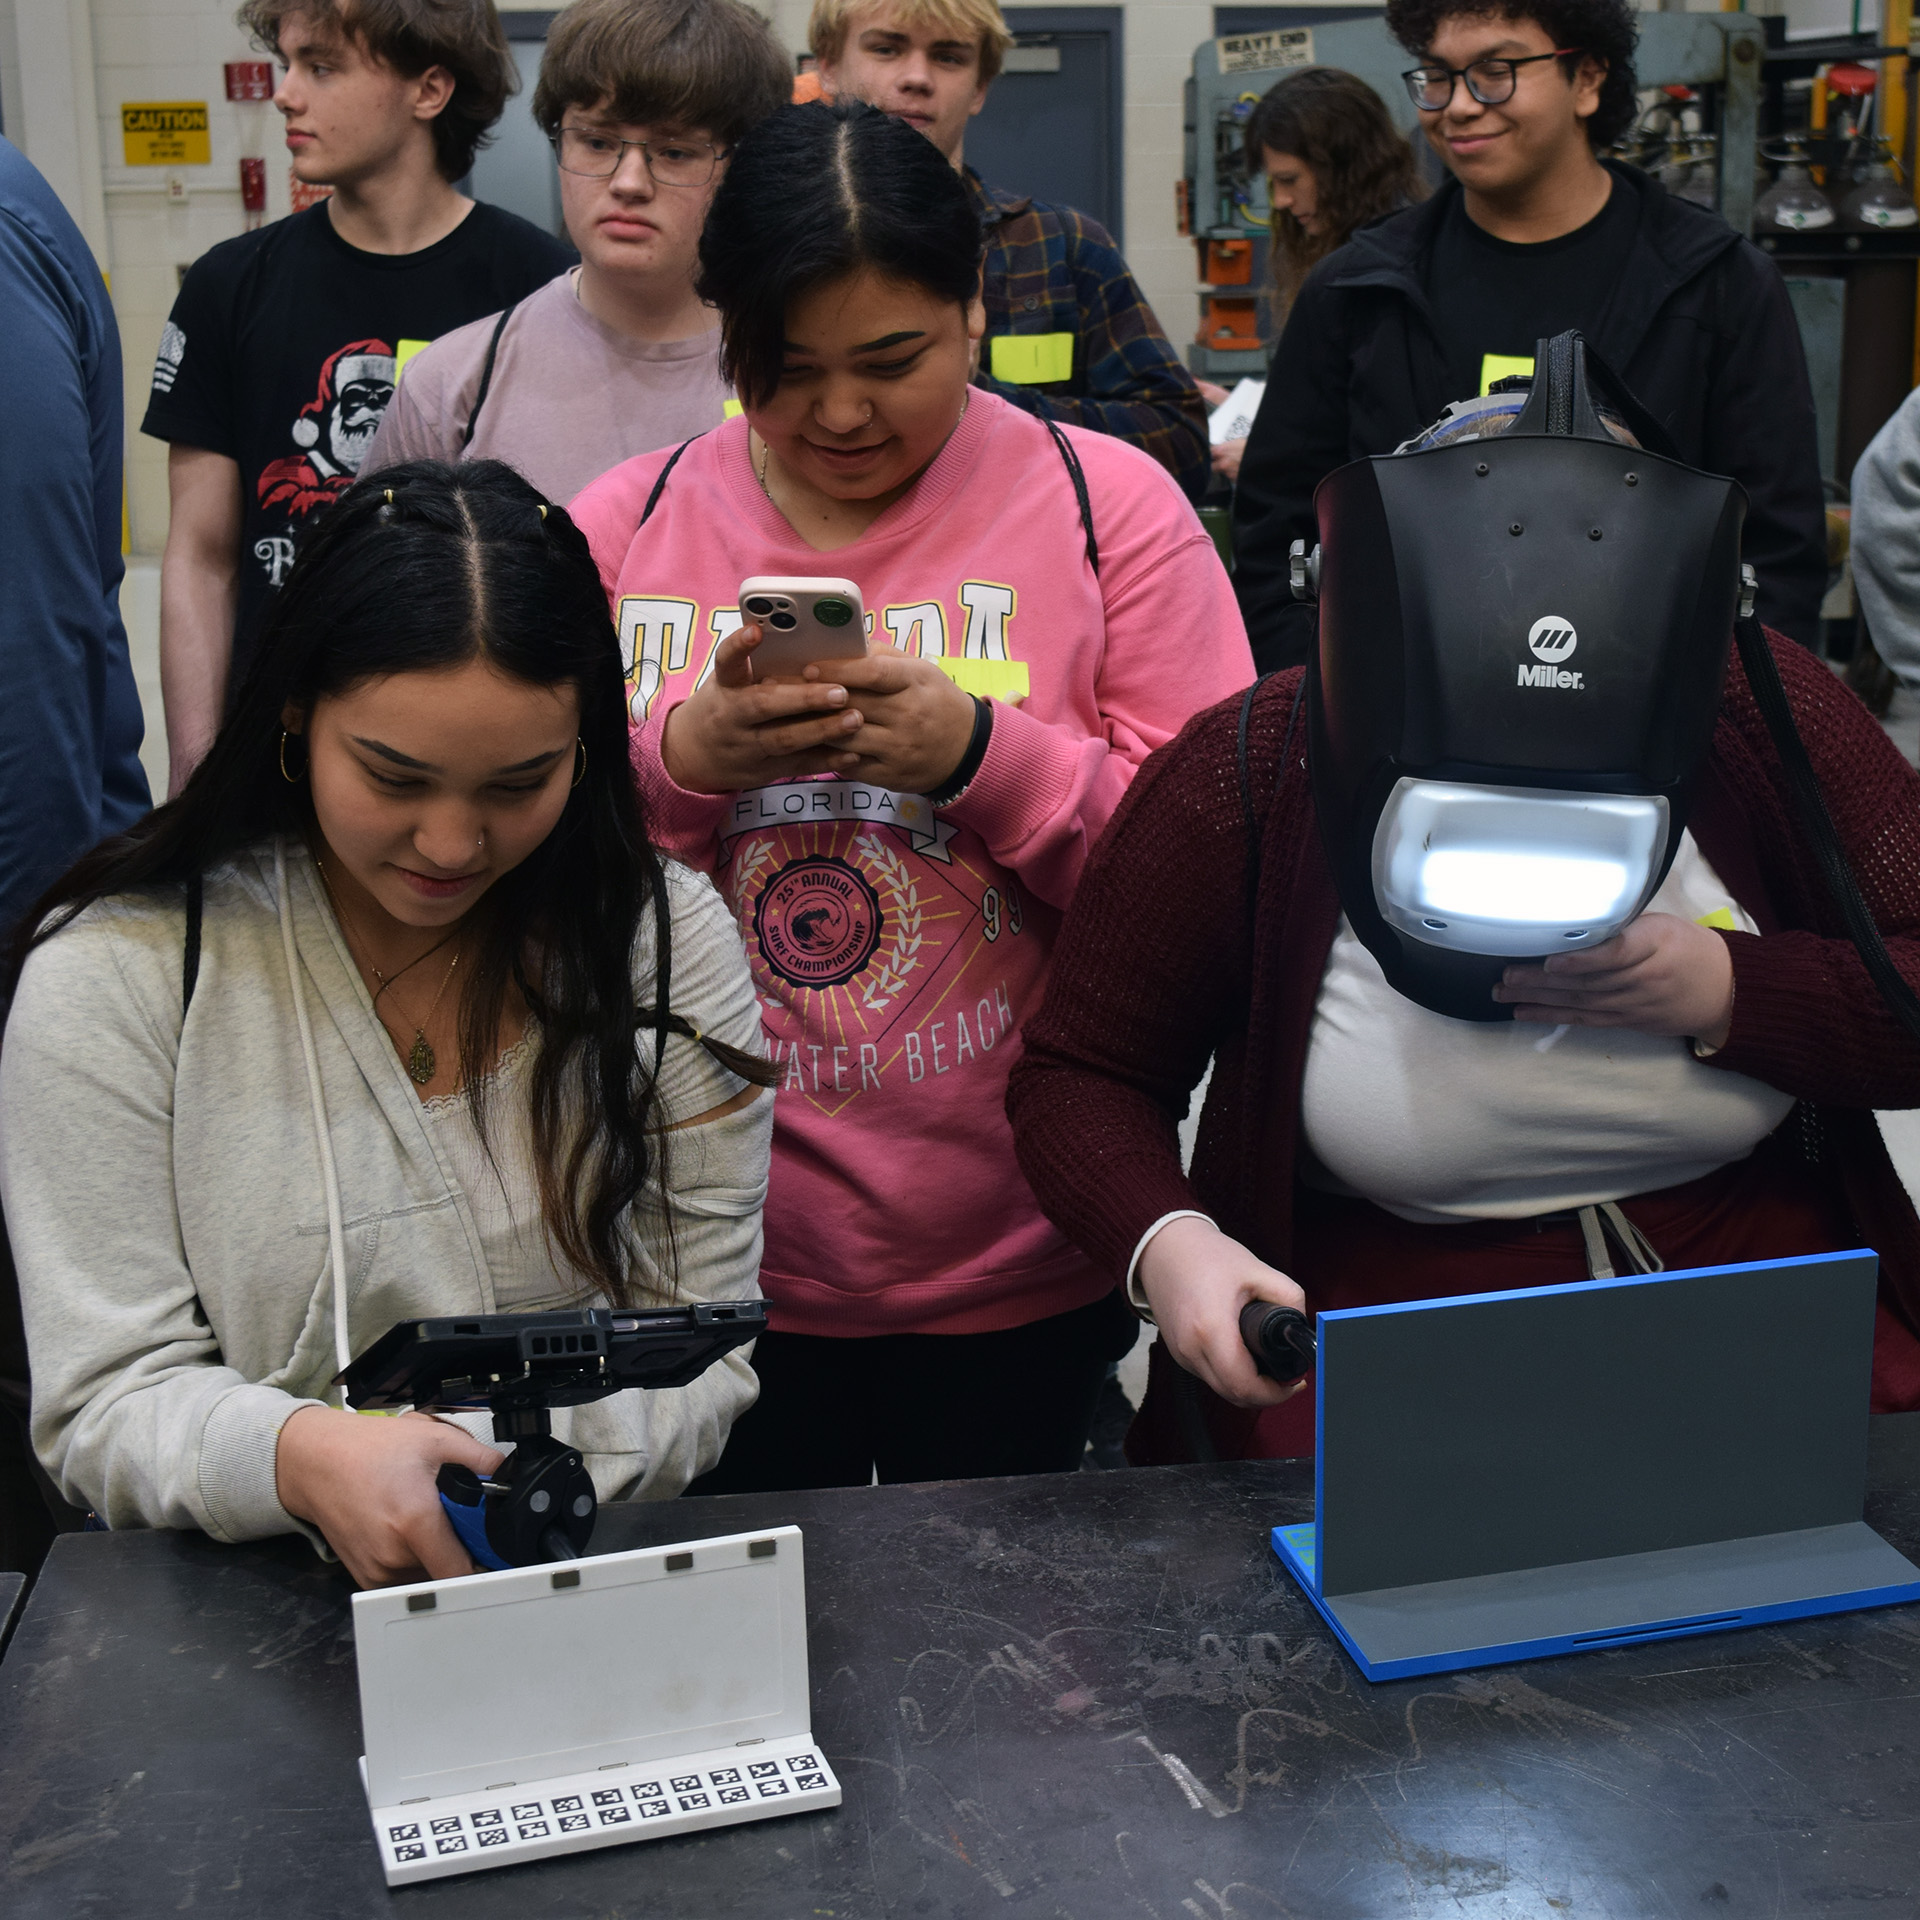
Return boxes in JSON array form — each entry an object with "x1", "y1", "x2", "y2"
[
  {"x1": 383, "y1": 489, "x2": 393, "y2": 504},
  {"x1": 537, "y1": 504, "x2": 548, "y2": 521}
]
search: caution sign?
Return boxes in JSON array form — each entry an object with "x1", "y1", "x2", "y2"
[
  {"x1": 1217, "y1": 29, "x2": 1313, "y2": 76},
  {"x1": 122, "y1": 102, "x2": 212, "y2": 166}
]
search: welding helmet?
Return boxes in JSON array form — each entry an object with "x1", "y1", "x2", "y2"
[{"x1": 1298, "y1": 330, "x2": 1749, "y2": 1022}]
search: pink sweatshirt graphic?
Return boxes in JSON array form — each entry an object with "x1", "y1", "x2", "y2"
[{"x1": 572, "y1": 393, "x2": 1251, "y2": 1336}]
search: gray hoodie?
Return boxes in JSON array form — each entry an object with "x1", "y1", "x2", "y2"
[
  {"x1": 0, "y1": 841, "x2": 769, "y2": 1545},
  {"x1": 1853, "y1": 385, "x2": 1920, "y2": 689}
]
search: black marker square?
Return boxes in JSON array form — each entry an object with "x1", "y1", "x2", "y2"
[
  {"x1": 638, "y1": 1799, "x2": 670, "y2": 1819},
  {"x1": 477, "y1": 1828, "x2": 509, "y2": 1848},
  {"x1": 677, "y1": 1792, "x2": 710, "y2": 1811},
  {"x1": 757, "y1": 1779, "x2": 788, "y2": 1797},
  {"x1": 393, "y1": 1843, "x2": 426, "y2": 1862},
  {"x1": 517, "y1": 1821, "x2": 549, "y2": 1840},
  {"x1": 558, "y1": 1813, "x2": 589, "y2": 1833},
  {"x1": 718, "y1": 1786, "x2": 749, "y2": 1804}
]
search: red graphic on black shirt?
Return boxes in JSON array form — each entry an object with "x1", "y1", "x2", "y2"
[{"x1": 257, "y1": 337, "x2": 396, "y2": 517}]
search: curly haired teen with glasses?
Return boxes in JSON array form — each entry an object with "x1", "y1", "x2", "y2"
[
  {"x1": 1229, "y1": 0, "x2": 1826, "y2": 675},
  {"x1": 366, "y1": 0, "x2": 791, "y2": 504}
]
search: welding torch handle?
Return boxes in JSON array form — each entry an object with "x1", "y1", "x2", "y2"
[{"x1": 1239, "y1": 1301, "x2": 1316, "y2": 1382}]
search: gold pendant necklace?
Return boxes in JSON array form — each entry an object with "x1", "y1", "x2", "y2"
[
  {"x1": 398, "y1": 949, "x2": 462, "y2": 1086},
  {"x1": 313, "y1": 855, "x2": 464, "y2": 1086}
]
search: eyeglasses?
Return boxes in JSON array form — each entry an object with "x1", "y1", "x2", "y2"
[
  {"x1": 552, "y1": 127, "x2": 725, "y2": 186},
  {"x1": 1401, "y1": 49, "x2": 1582, "y2": 113}
]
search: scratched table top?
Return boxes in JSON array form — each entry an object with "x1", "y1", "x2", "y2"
[{"x1": 7, "y1": 1429, "x2": 1920, "y2": 1919}]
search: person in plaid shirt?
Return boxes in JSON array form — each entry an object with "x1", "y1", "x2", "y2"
[{"x1": 812, "y1": 0, "x2": 1210, "y2": 501}]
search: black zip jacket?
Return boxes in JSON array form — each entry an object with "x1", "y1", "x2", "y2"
[{"x1": 1232, "y1": 163, "x2": 1828, "y2": 671}]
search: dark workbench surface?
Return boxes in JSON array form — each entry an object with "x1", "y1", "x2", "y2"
[{"x1": 8, "y1": 1425, "x2": 1920, "y2": 1917}]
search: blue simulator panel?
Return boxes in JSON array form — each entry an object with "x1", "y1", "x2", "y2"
[{"x1": 1270, "y1": 1251, "x2": 1920, "y2": 1681}]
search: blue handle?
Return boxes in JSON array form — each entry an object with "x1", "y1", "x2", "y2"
[{"x1": 439, "y1": 1488, "x2": 512, "y2": 1571}]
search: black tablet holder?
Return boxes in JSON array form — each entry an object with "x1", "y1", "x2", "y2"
[{"x1": 337, "y1": 1303, "x2": 769, "y2": 1570}]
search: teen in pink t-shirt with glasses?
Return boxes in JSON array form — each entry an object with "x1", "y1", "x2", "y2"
[{"x1": 571, "y1": 100, "x2": 1251, "y2": 1492}]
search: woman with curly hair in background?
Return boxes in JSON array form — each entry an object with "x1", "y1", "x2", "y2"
[{"x1": 1200, "y1": 68, "x2": 1421, "y2": 484}]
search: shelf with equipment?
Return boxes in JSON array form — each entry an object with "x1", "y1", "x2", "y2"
[{"x1": 1181, "y1": 13, "x2": 1767, "y2": 377}]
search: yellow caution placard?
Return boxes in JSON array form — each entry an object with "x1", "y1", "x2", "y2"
[
  {"x1": 934, "y1": 658, "x2": 1031, "y2": 702},
  {"x1": 990, "y1": 332, "x2": 1074, "y2": 385},
  {"x1": 122, "y1": 102, "x2": 211, "y2": 166}
]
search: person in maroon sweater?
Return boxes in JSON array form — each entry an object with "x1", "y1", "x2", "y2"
[{"x1": 1007, "y1": 638, "x2": 1920, "y2": 1461}]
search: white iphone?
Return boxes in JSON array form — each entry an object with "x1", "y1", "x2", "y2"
[{"x1": 737, "y1": 576, "x2": 869, "y2": 679}]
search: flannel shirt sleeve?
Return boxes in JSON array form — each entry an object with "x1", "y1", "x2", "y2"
[{"x1": 974, "y1": 206, "x2": 1210, "y2": 502}]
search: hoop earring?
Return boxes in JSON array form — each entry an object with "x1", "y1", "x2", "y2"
[
  {"x1": 572, "y1": 738, "x2": 587, "y2": 788},
  {"x1": 279, "y1": 729, "x2": 307, "y2": 783}
]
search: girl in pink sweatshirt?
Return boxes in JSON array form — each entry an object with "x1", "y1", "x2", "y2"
[{"x1": 571, "y1": 100, "x2": 1251, "y2": 1491}]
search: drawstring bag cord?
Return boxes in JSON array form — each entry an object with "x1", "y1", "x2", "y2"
[
  {"x1": 1576, "y1": 1202, "x2": 1664, "y2": 1281},
  {"x1": 275, "y1": 839, "x2": 355, "y2": 1399}
]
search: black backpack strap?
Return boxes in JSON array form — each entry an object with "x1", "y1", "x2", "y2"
[
  {"x1": 1042, "y1": 417, "x2": 1099, "y2": 578},
  {"x1": 638, "y1": 438, "x2": 698, "y2": 529},
  {"x1": 182, "y1": 874, "x2": 203, "y2": 1017},
  {"x1": 459, "y1": 302, "x2": 519, "y2": 451}
]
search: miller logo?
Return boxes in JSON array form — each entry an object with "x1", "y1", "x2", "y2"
[{"x1": 1519, "y1": 614, "x2": 1584, "y2": 690}]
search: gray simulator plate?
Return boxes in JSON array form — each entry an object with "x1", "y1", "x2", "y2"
[{"x1": 1272, "y1": 1252, "x2": 1920, "y2": 1680}]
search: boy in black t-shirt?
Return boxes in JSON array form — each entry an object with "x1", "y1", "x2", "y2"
[
  {"x1": 143, "y1": 0, "x2": 571, "y2": 790},
  {"x1": 1231, "y1": 0, "x2": 1825, "y2": 671}
]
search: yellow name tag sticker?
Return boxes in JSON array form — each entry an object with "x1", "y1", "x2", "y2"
[
  {"x1": 394, "y1": 339, "x2": 431, "y2": 384},
  {"x1": 1695, "y1": 907, "x2": 1738, "y2": 931},
  {"x1": 991, "y1": 333, "x2": 1074, "y2": 385},
  {"x1": 121, "y1": 101, "x2": 211, "y2": 167},
  {"x1": 1479, "y1": 353, "x2": 1534, "y2": 396},
  {"x1": 933, "y1": 658, "x2": 1031, "y2": 702},
  {"x1": 722, "y1": 397, "x2": 744, "y2": 419}
]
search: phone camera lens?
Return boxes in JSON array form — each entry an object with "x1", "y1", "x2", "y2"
[
  {"x1": 769, "y1": 610, "x2": 799, "y2": 630},
  {"x1": 743, "y1": 596, "x2": 773, "y2": 617},
  {"x1": 814, "y1": 598, "x2": 854, "y2": 628}
]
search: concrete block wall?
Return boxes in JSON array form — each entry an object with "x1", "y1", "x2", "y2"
[{"x1": 91, "y1": 0, "x2": 295, "y2": 555}]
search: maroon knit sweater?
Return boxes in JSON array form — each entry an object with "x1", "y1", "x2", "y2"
[{"x1": 1007, "y1": 631, "x2": 1920, "y2": 1343}]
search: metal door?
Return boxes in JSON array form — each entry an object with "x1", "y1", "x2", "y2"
[
  {"x1": 965, "y1": 7, "x2": 1123, "y2": 241},
  {"x1": 467, "y1": 14, "x2": 568, "y2": 242}
]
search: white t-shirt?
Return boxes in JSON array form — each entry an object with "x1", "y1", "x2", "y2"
[{"x1": 1300, "y1": 831, "x2": 1795, "y2": 1223}]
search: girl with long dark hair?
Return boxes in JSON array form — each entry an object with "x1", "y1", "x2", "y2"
[
  {"x1": 570, "y1": 100, "x2": 1251, "y2": 1492},
  {"x1": 1201, "y1": 69, "x2": 1422, "y2": 483},
  {"x1": 0, "y1": 460, "x2": 774, "y2": 1588}
]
